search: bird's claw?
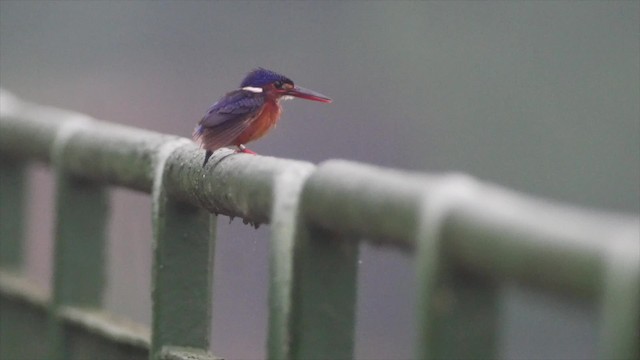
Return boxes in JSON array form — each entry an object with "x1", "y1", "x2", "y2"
[{"x1": 237, "y1": 145, "x2": 257, "y2": 155}]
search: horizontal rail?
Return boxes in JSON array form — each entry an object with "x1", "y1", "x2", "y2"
[
  {"x1": 0, "y1": 91, "x2": 313, "y2": 226},
  {"x1": 0, "y1": 270, "x2": 149, "y2": 353},
  {"x1": 161, "y1": 144, "x2": 314, "y2": 226},
  {"x1": 302, "y1": 161, "x2": 638, "y2": 296},
  {"x1": 59, "y1": 307, "x2": 150, "y2": 350},
  {"x1": 0, "y1": 270, "x2": 49, "y2": 309},
  {"x1": 1, "y1": 89, "x2": 638, "y2": 359},
  {"x1": 160, "y1": 347, "x2": 221, "y2": 360}
]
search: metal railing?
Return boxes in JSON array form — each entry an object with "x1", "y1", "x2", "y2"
[{"x1": 0, "y1": 89, "x2": 638, "y2": 360}]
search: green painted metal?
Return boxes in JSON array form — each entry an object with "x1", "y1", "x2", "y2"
[
  {"x1": 161, "y1": 143, "x2": 314, "y2": 225},
  {"x1": 1, "y1": 91, "x2": 639, "y2": 360},
  {"x1": 414, "y1": 188, "x2": 448, "y2": 360},
  {"x1": 301, "y1": 160, "x2": 430, "y2": 250},
  {"x1": 0, "y1": 271, "x2": 49, "y2": 360},
  {"x1": 50, "y1": 124, "x2": 111, "y2": 359},
  {"x1": 0, "y1": 296, "x2": 50, "y2": 359},
  {"x1": 267, "y1": 163, "x2": 315, "y2": 360},
  {"x1": 63, "y1": 324, "x2": 148, "y2": 360},
  {"x1": 159, "y1": 346, "x2": 222, "y2": 360},
  {"x1": 0, "y1": 270, "x2": 150, "y2": 359},
  {"x1": 285, "y1": 166, "x2": 365, "y2": 360},
  {"x1": 0, "y1": 157, "x2": 26, "y2": 271},
  {"x1": 151, "y1": 141, "x2": 216, "y2": 359},
  {"x1": 0, "y1": 97, "x2": 78, "y2": 163},
  {"x1": 51, "y1": 172, "x2": 109, "y2": 307},
  {"x1": 60, "y1": 307, "x2": 149, "y2": 360},
  {"x1": 415, "y1": 182, "x2": 499, "y2": 359},
  {"x1": 599, "y1": 234, "x2": 640, "y2": 359},
  {"x1": 59, "y1": 121, "x2": 177, "y2": 192},
  {"x1": 290, "y1": 224, "x2": 359, "y2": 360}
]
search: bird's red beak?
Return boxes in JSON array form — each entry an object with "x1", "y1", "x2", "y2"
[{"x1": 286, "y1": 86, "x2": 332, "y2": 103}]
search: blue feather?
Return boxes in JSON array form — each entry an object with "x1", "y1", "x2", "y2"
[{"x1": 240, "y1": 68, "x2": 292, "y2": 88}]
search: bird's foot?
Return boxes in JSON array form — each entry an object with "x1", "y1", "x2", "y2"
[
  {"x1": 202, "y1": 150, "x2": 214, "y2": 167},
  {"x1": 237, "y1": 144, "x2": 257, "y2": 155}
]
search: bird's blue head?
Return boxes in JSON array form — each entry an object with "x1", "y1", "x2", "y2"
[
  {"x1": 239, "y1": 68, "x2": 332, "y2": 103},
  {"x1": 240, "y1": 68, "x2": 292, "y2": 88}
]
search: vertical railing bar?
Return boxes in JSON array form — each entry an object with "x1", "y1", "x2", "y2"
[
  {"x1": 415, "y1": 185, "x2": 446, "y2": 360},
  {"x1": 415, "y1": 176, "x2": 499, "y2": 359},
  {"x1": 48, "y1": 119, "x2": 110, "y2": 360},
  {"x1": 150, "y1": 139, "x2": 216, "y2": 360},
  {"x1": 0, "y1": 157, "x2": 31, "y2": 360},
  {"x1": 0, "y1": 158, "x2": 27, "y2": 271},
  {"x1": 288, "y1": 182, "x2": 360, "y2": 360},
  {"x1": 598, "y1": 231, "x2": 640, "y2": 359},
  {"x1": 291, "y1": 226, "x2": 360, "y2": 359},
  {"x1": 266, "y1": 163, "x2": 315, "y2": 360}
]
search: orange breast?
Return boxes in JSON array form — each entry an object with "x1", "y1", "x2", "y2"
[{"x1": 234, "y1": 101, "x2": 281, "y2": 145}]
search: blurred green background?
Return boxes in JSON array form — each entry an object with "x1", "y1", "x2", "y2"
[{"x1": 1, "y1": 1, "x2": 638, "y2": 359}]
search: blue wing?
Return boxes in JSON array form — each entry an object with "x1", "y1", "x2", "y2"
[
  {"x1": 193, "y1": 90, "x2": 264, "y2": 150},
  {"x1": 199, "y1": 90, "x2": 264, "y2": 128}
]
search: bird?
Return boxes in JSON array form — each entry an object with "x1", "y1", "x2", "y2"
[{"x1": 193, "y1": 68, "x2": 332, "y2": 167}]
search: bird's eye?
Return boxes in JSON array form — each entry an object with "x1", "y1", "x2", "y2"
[{"x1": 274, "y1": 81, "x2": 284, "y2": 90}]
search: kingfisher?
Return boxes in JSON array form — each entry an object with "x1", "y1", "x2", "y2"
[{"x1": 193, "y1": 68, "x2": 332, "y2": 166}]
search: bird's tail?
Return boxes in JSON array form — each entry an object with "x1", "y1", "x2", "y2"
[{"x1": 192, "y1": 125, "x2": 204, "y2": 144}]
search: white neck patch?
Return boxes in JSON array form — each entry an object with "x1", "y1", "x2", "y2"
[{"x1": 242, "y1": 86, "x2": 263, "y2": 93}]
